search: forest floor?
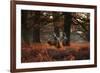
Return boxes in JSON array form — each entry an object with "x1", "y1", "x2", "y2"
[{"x1": 21, "y1": 41, "x2": 90, "y2": 63}]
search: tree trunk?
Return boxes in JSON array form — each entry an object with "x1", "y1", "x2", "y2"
[
  {"x1": 33, "y1": 11, "x2": 41, "y2": 43},
  {"x1": 63, "y1": 12, "x2": 72, "y2": 45}
]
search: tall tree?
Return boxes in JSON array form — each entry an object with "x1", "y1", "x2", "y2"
[
  {"x1": 63, "y1": 12, "x2": 72, "y2": 45},
  {"x1": 32, "y1": 11, "x2": 41, "y2": 42}
]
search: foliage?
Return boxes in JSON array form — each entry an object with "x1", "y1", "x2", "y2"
[{"x1": 71, "y1": 13, "x2": 90, "y2": 41}]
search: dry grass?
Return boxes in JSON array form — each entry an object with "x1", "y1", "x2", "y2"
[{"x1": 21, "y1": 42, "x2": 90, "y2": 63}]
